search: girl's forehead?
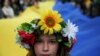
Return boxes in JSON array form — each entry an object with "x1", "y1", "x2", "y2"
[{"x1": 40, "y1": 34, "x2": 56, "y2": 40}]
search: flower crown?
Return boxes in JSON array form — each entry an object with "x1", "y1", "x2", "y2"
[{"x1": 16, "y1": 9, "x2": 78, "y2": 50}]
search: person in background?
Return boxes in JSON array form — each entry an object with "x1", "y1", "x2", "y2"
[
  {"x1": 30, "y1": 0, "x2": 39, "y2": 8},
  {"x1": 10, "y1": 0, "x2": 21, "y2": 16},
  {"x1": 2, "y1": 0, "x2": 15, "y2": 18},
  {"x1": 0, "y1": 0, "x2": 5, "y2": 18},
  {"x1": 19, "y1": 0, "x2": 32, "y2": 11}
]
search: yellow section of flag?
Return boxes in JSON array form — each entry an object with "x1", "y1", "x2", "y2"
[{"x1": 0, "y1": 1, "x2": 54, "y2": 56}]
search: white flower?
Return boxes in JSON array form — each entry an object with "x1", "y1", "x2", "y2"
[
  {"x1": 32, "y1": 24, "x2": 37, "y2": 28},
  {"x1": 16, "y1": 35, "x2": 30, "y2": 49},
  {"x1": 63, "y1": 19, "x2": 78, "y2": 40},
  {"x1": 16, "y1": 35, "x2": 22, "y2": 44},
  {"x1": 22, "y1": 43, "x2": 30, "y2": 49}
]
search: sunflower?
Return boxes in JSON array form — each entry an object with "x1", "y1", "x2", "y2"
[{"x1": 38, "y1": 10, "x2": 63, "y2": 35}]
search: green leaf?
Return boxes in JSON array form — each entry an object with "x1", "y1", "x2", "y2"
[
  {"x1": 55, "y1": 32, "x2": 63, "y2": 43},
  {"x1": 30, "y1": 19, "x2": 40, "y2": 24},
  {"x1": 60, "y1": 21, "x2": 66, "y2": 28},
  {"x1": 64, "y1": 42, "x2": 71, "y2": 48},
  {"x1": 21, "y1": 22, "x2": 31, "y2": 28},
  {"x1": 17, "y1": 26, "x2": 22, "y2": 30},
  {"x1": 20, "y1": 22, "x2": 33, "y2": 32},
  {"x1": 57, "y1": 39, "x2": 62, "y2": 42}
]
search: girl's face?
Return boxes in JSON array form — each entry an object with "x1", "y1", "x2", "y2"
[{"x1": 34, "y1": 34, "x2": 58, "y2": 56}]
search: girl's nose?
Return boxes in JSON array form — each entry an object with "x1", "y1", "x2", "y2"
[{"x1": 43, "y1": 42, "x2": 49, "y2": 52}]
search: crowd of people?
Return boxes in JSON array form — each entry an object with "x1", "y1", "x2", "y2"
[
  {"x1": 0, "y1": 0, "x2": 99, "y2": 18},
  {"x1": 0, "y1": 0, "x2": 39, "y2": 18}
]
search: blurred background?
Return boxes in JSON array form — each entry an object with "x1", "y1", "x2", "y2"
[{"x1": 0, "y1": 0, "x2": 100, "y2": 56}]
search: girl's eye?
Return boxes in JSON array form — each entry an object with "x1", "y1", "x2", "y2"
[
  {"x1": 49, "y1": 40, "x2": 57, "y2": 43},
  {"x1": 36, "y1": 40, "x2": 42, "y2": 43}
]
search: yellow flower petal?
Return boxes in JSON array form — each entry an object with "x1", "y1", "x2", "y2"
[
  {"x1": 56, "y1": 17, "x2": 63, "y2": 23},
  {"x1": 48, "y1": 28, "x2": 53, "y2": 35},
  {"x1": 53, "y1": 24, "x2": 61, "y2": 32},
  {"x1": 38, "y1": 21, "x2": 43, "y2": 26},
  {"x1": 40, "y1": 24, "x2": 46, "y2": 30},
  {"x1": 38, "y1": 10, "x2": 63, "y2": 35},
  {"x1": 44, "y1": 27, "x2": 49, "y2": 34}
]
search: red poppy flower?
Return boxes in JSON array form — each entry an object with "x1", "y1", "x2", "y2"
[{"x1": 18, "y1": 30, "x2": 35, "y2": 45}]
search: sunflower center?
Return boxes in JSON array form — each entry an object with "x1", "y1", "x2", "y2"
[{"x1": 45, "y1": 17, "x2": 55, "y2": 28}]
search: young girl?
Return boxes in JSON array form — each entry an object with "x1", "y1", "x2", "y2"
[{"x1": 16, "y1": 9, "x2": 78, "y2": 56}]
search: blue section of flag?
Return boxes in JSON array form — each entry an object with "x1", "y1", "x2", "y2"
[{"x1": 53, "y1": 1, "x2": 100, "y2": 56}]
